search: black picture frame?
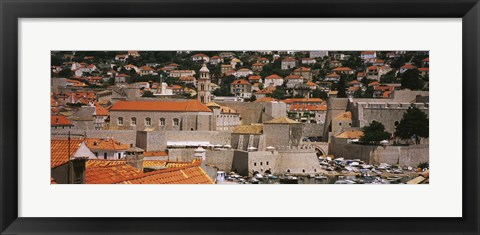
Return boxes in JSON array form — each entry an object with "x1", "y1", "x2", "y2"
[{"x1": 1, "y1": 0, "x2": 479, "y2": 234}]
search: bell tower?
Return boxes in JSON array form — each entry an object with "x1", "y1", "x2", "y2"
[{"x1": 197, "y1": 63, "x2": 211, "y2": 104}]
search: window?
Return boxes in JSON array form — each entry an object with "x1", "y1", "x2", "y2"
[
  {"x1": 118, "y1": 117, "x2": 123, "y2": 125},
  {"x1": 266, "y1": 161, "x2": 269, "y2": 165},
  {"x1": 394, "y1": 121, "x2": 399, "y2": 126},
  {"x1": 131, "y1": 117, "x2": 137, "y2": 126},
  {"x1": 117, "y1": 153, "x2": 121, "y2": 159},
  {"x1": 260, "y1": 162, "x2": 263, "y2": 166},
  {"x1": 173, "y1": 118, "x2": 179, "y2": 126},
  {"x1": 160, "y1": 118, "x2": 165, "y2": 126},
  {"x1": 254, "y1": 162, "x2": 257, "y2": 166},
  {"x1": 339, "y1": 123, "x2": 342, "y2": 126},
  {"x1": 201, "y1": 84, "x2": 205, "y2": 91},
  {"x1": 145, "y1": 117, "x2": 151, "y2": 126},
  {"x1": 103, "y1": 153, "x2": 107, "y2": 159},
  {"x1": 94, "y1": 152, "x2": 98, "y2": 157}
]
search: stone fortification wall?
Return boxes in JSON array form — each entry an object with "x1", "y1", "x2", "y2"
[
  {"x1": 168, "y1": 148, "x2": 234, "y2": 172},
  {"x1": 51, "y1": 129, "x2": 137, "y2": 146},
  {"x1": 302, "y1": 123, "x2": 324, "y2": 138},
  {"x1": 329, "y1": 138, "x2": 429, "y2": 167}
]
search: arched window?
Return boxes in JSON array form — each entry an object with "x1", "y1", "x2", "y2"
[
  {"x1": 200, "y1": 95, "x2": 204, "y2": 103},
  {"x1": 131, "y1": 117, "x2": 136, "y2": 126},
  {"x1": 145, "y1": 117, "x2": 151, "y2": 126},
  {"x1": 394, "y1": 121, "x2": 399, "y2": 126},
  {"x1": 117, "y1": 117, "x2": 123, "y2": 126},
  {"x1": 159, "y1": 118, "x2": 165, "y2": 126},
  {"x1": 173, "y1": 118, "x2": 179, "y2": 126},
  {"x1": 201, "y1": 84, "x2": 205, "y2": 91}
]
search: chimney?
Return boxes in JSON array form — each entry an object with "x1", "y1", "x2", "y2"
[
  {"x1": 126, "y1": 146, "x2": 144, "y2": 172},
  {"x1": 69, "y1": 157, "x2": 88, "y2": 184}
]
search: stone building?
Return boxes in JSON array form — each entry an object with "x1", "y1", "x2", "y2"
[
  {"x1": 230, "y1": 79, "x2": 252, "y2": 99},
  {"x1": 197, "y1": 64, "x2": 211, "y2": 104},
  {"x1": 263, "y1": 117, "x2": 303, "y2": 148},
  {"x1": 292, "y1": 67, "x2": 313, "y2": 80},
  {"x1": 281, "y1": 57, "x2": 297, "y2": 70},
  {"x1": 109, "y1": 99, "x2": 213, "y2": 131},
  {"x1": 207, "y1": 102, "x2": 241, "y2": 131}
]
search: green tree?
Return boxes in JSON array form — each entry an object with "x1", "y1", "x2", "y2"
[
  {"x1": 401, "y1": 69, "x2": 424, "y2": 90},
  {"x1": 395, "y1": 107, "x2": 429, "y2": 144},
  {"x1": 360, "y1": 121, "x2": 391, "y2": 145},
  {"x1": 142, "y1": 91, "x2": 155, "y2": 97},
  {"x1": 250, "y1": 95, "x2": 257, "y2": 102},
  {"x1": 337, "y1": 74, "x2": 347, "y2": 98},
  {"x1": 311, "y1": 89, "x2": 328, "y2": 100},
  {"x1": 58, "y1": 69, "x2": 73, "y2": 78}
]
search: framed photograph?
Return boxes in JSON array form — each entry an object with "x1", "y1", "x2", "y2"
[{"x1": 1, "y1": 0, "x2": 478, "y2": 234}]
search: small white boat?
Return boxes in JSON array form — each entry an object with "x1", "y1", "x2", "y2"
[{"x1": 254, "y1": 173, "x2": 264, "y2": 179}]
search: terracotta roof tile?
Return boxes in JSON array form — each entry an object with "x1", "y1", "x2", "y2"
[
  {"x1": 336, "y1": 130, "x2": 364, "y2": 139},
  {"x1": 116, "y1": 160, "x2": 213, "y2": 184},
  {"x1": 332, "y1": 67, "x2": 353, "y2": 71},
  {"x1": 51, "y1": 115, "x2": 73, "y2": 126},
  {"x1": 85, "y1": 138, "x2": 130, "y2": 151},
  {"x1": 265, "y1": 74, "x2": 282, "y2": 79},
  {"x1": 333, "y1": 111, "x2": 352, "y2": 120},
  {"x1": 110, "y1": 100, "x2": 212, "y2": 113},
  {"x1": 51, "y1": 139, "x2": 84, "y2": 168}
]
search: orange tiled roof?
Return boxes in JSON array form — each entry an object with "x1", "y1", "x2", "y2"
[
  {"x1": 294, "y1": 67, "x2": 311, "y2": 72},
  {"x1": 368, "y1": 81, "x2": 380, "y2": 86},
  {"x1": 282, "y1": 57, "x2": 296, "y2": 61},
  {"x1": 347, "y1": 80, "x2": 362, "y2": 85},
  {"x1": 383, "y1": 91, "x2": 393, "y2": 98},
  {"x1": 94, "y1": 102, "x2": 109, "y2": 116},
  {"x1": 374, "y1": 85, "x2": 394, "y2": 91},
  {"x1": 418, "y1": 68, "x2": 429, "y2": 71},
  {"x1": 401, "y1": 63, "x2": 417, "y2": 69},
  {"x1": 361, "y1": 51, "x2": 376, "y2": 55},
  {"x1": 254, "y1": 97, "x2": 278, "y2": 103},
  {"x1": 336, "y1": 130, "x2": 364, "y2": 139},
  {"x1": 334, "y1": 111, "x2": 352, "y2": 120},
  {"x1": 192, "y1": 53, "x2": 208, "y2": 57},
  {"x1": 248, "y1": 75, "x2": 262, "y2": 80},
  {"x1": 51, "y1": 139, "x2": 85, "y2": 168},
  {"x1": 333, "y1": 67, "x2": 353, "y2": 71},
  {"x1": 140, "y1": 66, "x2": 154, "y2": 71},
  {"x1": 255, "y1": 89, "x2": 273, "y2": 94},
  {"x1": 348, "y1": 86, "x2": 361, "y2": 91},
  {"x1": 180, "y1": 76, "x2": 195, "y2": 81},
  {"x1": 326, "y1": 73, "x2": 340, "y2": 77},
  {"x1": 51, "y1": 115, "x2": 73, "y2": 126},
  {"x1": 422, "y1": 57, "x2": 429, "y2": 62},
  {"x1": 85, "y1": 164, "x2": 141, "y2": 184},
  {"x1": 110, "y1": 100, "x2": 212, "y2": 113},
  {"x1": 116, "y1": 160, "x2": 213, "y2": 184},
  {"x1": 367, "y1": 66, "x2": 378, "y2": 70},
  {"x1": 285, "y1": 75, "x2": 302, "y2": 79},
  {"x1": 85, "y1": 138, "x2": 130, "y2": 151},
  {"x1": 232, "y1": 79, "x2": 251, "y2": 85},
  {"x1": 252, "y1": 62, "x2": 264, "y2": 66},
  {"x1": 306, "y1": 81, "x2": 316, "y2": 86},
  {"x1": 290, "y1": 103, "x2": 327, "y2": 111},
  {"x1": 265, "y1": 74, "x2": 282, "y2": 79},
  {"x1": 143, "y1": 151, "x2": 168, "y2": 157},
  {"x1": 51, "y1": 177, "x2": 57, "y2": 184}
]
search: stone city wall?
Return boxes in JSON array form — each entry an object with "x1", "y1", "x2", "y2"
[
  {"x1": 302, "y1": 123, "x2": 324, "y2": 138},
  {"x1": 168, "y1": 148, "x2": 235, "y2": 172},
  {"x1": 51, "y1": 129, "x2": 137, "y2": 146},
  {"x1": 329, "y1": 138, "x2": 429, "y2": 167}
]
